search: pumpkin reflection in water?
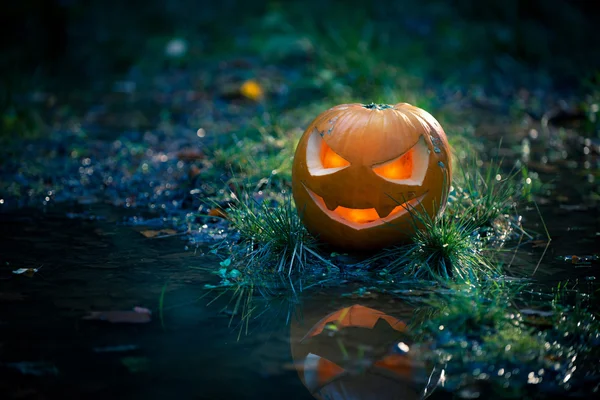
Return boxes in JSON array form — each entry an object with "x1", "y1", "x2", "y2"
[
  {"x1": 292, "y1": 102, "x2": 452, "y2": 250},
  {"x1": 290, "y1": 304, "x2": 419, "y2": 400}
]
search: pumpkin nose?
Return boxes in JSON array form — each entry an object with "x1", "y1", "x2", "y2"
[
  {"x1": 324, "y1": 198, "x2": 339, "y2": 211},
  {"x1": 374, "y1": 204, "x2": 396, "y2": 218}
]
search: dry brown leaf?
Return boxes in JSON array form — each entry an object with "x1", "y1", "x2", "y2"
[
  {"x1": 188, "y1": 164, "x2": 202, "y2": 179},
  {"x1": 531, "y1": 240, "x2": 550, "y2": 248},
  {"x1": 139, "y1": 229, "x2": 177, "y2": 238},
  {"x1": 208, "y1": 208, "x2": 228, "y2": 219},
  {"x1": 177, "y1": 149, "x2": 205, "y2": 162}
]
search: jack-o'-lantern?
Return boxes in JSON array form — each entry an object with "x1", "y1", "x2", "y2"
[
  {"x1": 292, "y1": 103, "x2": 451, "y2": 250},
  {"x1": 290, "y1": 303, "x2": 419, "y2": 400}
]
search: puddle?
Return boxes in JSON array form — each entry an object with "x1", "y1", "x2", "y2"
[{"x1": 0, "y1": 204, "x2": 313, "y2": 399}]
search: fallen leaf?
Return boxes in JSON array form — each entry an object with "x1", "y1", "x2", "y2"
[
  {"x1": 208, "y1": 207, "x2": 228, "y2": 219},
  {"x1": 531, "y1": 240, "x2": 550, "y2": 248},
  {"x1": 177, "y1": 149, "x2": 204, "y2": 161},
  {"x1": 519, "y1": 309, "x2": 554, "y2": 317},
  {"x1": 188, "y1": 164, "x2": 202, "y2": 179},
  {"x1": 82, "y1": 307, "x2": 152, "y2": 323},
  {"x1": 240, "y1": 79, "x2": 264, "y2": 101},
  {"x1": 564, "y1": 254, "x2": 598, "y2": 265},
  {"x1": 139, "y1": 229, "x2": 177, "y2": 238},
  {"x1": 527, "y1": 162, "x2": 558, "y2": 173},
  {"x1": 12, "y1": 266, "x2": 42, "y2": 277}
]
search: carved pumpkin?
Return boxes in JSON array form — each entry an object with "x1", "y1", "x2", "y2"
[
  {"x1": 290, "y1": 304, "x2": 418, "y2": 400},
  {"x1": 292, "y1": 103, "x2": 451, "y2": 250}
]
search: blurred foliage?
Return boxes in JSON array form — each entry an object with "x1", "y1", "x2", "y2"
[{"x1": 2, "y1": 0, "x2": 599, "y2": 90}]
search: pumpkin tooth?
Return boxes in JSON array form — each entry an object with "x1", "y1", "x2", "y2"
[
  {"x1": 375, "y1": 204, "x2": 396, "y2": 218},
  {"x1": 323, "y1": 198, "x2": 339, "y2": 211}
]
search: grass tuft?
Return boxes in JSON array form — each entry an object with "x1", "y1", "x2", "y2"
[
  {"x1": 368, "y1": 206, "x2": 499, "y2": 282},
  {"x1": 223, "y1": 193, "x2": 330, "y2": 276},
  {"x1": 449, "y1": 156, "x2": 521, "y2": 228},
  {"x1": 405, "y1": 207, "x2": 500, "y2": 281}
]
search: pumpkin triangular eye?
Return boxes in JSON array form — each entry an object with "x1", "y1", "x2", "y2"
[
  {"x1": 320, "y1": 140, "x2": 350, "y2": 169},
  {"x1": 373, "y1": 149, "x2": 413, "y2": 180},
  {"x1": 307, "y1": 129, "x2": 350, "y2": 176},
  {"x1": 372, "y1": 136, "x2": 429, "y2": 185}
]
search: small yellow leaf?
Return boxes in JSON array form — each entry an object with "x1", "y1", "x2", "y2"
[{"x1": 240, "y1": 79, "x2": 264, "y2": 101}]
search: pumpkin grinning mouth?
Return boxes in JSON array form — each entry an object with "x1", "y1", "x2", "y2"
[{"x1": 303, "y1": 184, "x2": 427, "y2": 230}]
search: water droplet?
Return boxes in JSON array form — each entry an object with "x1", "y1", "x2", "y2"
[
  {"x1": 438, "y1": 161, "x2": 445, "y2": 168},
  {"x1": 529, "y1": 129, "x2": 539, "y2": 139},
  {"x1": 396, "y1": 342, "x2": 410, "y2": 353},
  {"x1": 434, "y1": 147, "x2": 441, "y2": 153}
]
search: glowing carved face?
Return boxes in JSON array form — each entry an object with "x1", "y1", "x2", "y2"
[{"x1": 291, "y1": 102, "x2": 451, "y2": 250}]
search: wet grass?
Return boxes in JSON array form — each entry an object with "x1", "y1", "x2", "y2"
[
  {"x1": 222, "y1": 193, "x2": 327, "y2": 276},
  {"x1": 367, "y1": 208, "x2": 500, "y2": 282},
  {"x1": 410, "y1": 281, "x2": 600, "y2": 398},
  {"x1": 209, "y1": 112, "x2": 299, "y2": 190},
  {"x1": 451, "y1": 156, "x2": 522, "y2": 229}
]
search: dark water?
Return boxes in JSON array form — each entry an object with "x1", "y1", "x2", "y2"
[
  {"x1": 0, "y1": 203, "x2": 425, "y2": 400},
  {"x1": 0, "y1": 204, "x2": 315, "y2": 399}
]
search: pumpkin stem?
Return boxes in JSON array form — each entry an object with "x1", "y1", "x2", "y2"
[{"x1": 363, "y1": 103, "x2": 393, "y2": 110}]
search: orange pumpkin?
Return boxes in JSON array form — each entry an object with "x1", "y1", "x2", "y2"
[
  {"x1": 290, "y1": 304, "x2": 418, "y2": 400},
  {"x1": 292, "y1": 103, "x2": 451, "y2": 250}
]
